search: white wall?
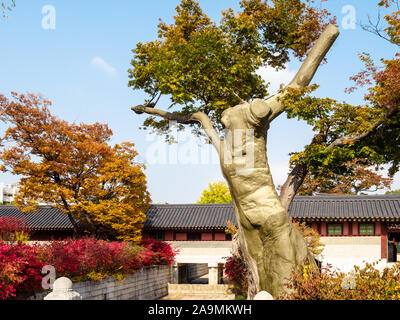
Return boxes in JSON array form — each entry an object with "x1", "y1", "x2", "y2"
[
  {"x1": 169, "y1": 241, "x2": 232, "y2": 264},
  {"x1": 318, "y1": 236, "x2": 386, "y2": 273}
]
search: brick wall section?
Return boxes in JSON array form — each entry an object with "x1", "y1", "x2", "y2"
[
  {"x1": 187, "y1": 263, "x2": 208, "y2": 281},
  {"x1": 71, "y1": 265, "x2": 172, "y2": 300}
]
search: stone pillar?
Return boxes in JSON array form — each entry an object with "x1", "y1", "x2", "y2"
[
  {"x1": 171, "y1": 263, "x2": 179, "y2": 284},
  {"x1": 208, "y1": 263, "x2": 218, "y2": 285},
  {"x1": 44, "y1": 277, "x2": 82, "y2": 300}
]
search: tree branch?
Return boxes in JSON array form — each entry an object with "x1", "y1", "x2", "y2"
[
  {"x1": 279, "y1": 162, "x2": 308, "y2": 212},
  {"x1": 250, "y1": 24, "x2": 340, "y2": 122},
  {"x1": 279, "y1": 109, "x2": 399, "y2": 210},
  {"x1": 131, "y1": 105, "x2": 222, "y2": 153}
]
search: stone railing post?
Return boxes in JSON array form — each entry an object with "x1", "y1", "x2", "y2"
[
  {"x1": 44, "y1": 277, "x2": 82, "y2": 300},
  {"x1": 208, "y1": 263, "x2": 218, "y2": 285}
]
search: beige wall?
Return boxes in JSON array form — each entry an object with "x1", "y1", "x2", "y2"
[
  {"x1": 169, "y1": 241, "x2": 232, "y2": 264},
  {"x1": 319, "y1": 236, "x2": 385, "y2": 272}
]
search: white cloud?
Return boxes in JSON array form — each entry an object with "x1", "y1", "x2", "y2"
[
  {"x1": 256, "y1": 64, "x2": 296, "y2": 96},
  {"x1": 91, "y1": 56, "x2": 117, "y2": 77}
]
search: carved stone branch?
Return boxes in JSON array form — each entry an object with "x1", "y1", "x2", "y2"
[{"x1": 250, "y1": 24, "x2": 340, "y2": 122}]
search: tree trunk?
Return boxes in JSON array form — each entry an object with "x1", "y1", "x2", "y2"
[
  {"x1": 219, "y1": 107, "x2": 315, "y2": 298},
  {"x1": 131, "y1": 24, "x2": 340, "y2": 300}
]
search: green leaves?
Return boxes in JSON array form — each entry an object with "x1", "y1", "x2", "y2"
[
  {"x1": 128, "y1": 0, "x2": 331, "y2": 134},
  {"x1": 279, "y1": 79, "x2": 395, "y2": 185}
]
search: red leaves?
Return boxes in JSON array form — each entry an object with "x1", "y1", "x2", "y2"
[
  {"x1": 0, "y1": 217, "x2": 30, "y2": 243},
  {"x1": 140, "y1": 238, "x2": 180, "y2": 266},
  {"x1": 0, "y1": 243, "x2": 45, "y2": 300},
  {"x1": 224, "y1": 256, "x2": 248, "y2": 297},
  {"x1": 0, "y1": 237, "x2": 178, "y2": 300}
]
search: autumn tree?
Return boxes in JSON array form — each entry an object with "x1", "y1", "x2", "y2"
[
  {"x1": 129, "y1": 0, "x2": 399, "y2": 297},
  {"x1": 0, "y1": 93, "x2": 151, "y2": 241},
  {"x1": 297, "y1": 159, "x2": 393, "y2": 195},
  {"x1": 197, "y1": 181, "x2": 232, "y2": 204},
  {"x1": 129, "y1": 0, "x2": 338, "y2": 298},
  {"x1": 284, "y1": 0, "x2": 400, "y2": 200}
]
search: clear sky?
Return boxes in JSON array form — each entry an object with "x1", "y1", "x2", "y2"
[{"x1": 0, "y1": 0, "x2": 398, "y2": 203}]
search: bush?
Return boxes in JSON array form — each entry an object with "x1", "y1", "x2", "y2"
[
  {"x1": 140, "y1": 238, "x2": 180, "y2": 266},
  {"x1": 0, "y1": 242, "x2": 44, "y2": 300},
  {"x1": 281, "y1": 262, "x2": 400, "y2": 300},
  {"x1": 224, "y1": 255, "x2": 248, "y2": 298},
  {"x1": 0, "y1": 237, "x2": 178, "y2": 300}
]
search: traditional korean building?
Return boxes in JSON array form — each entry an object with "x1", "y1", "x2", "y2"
[
  {"x1": 143, "y1": 194, "x2": 400, "y2": 271},
  {"x1": 0, "y1": 205, "x2": 74, "y2": 240},
  {"x1": 1, "y1": 194, "x2": 400, "y2": 272}
]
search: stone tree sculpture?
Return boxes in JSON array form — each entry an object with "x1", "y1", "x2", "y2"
[{"x1": 132, "y1": 24, "x2": 339, "y2": 298}]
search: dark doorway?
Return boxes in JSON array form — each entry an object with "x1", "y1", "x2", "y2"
[
  {"x1": 388, "y1": 233, "x2": 400, "y2": 263},
  {"x1": 178, "y1": 264, "x2": 188, "y2": 283}
]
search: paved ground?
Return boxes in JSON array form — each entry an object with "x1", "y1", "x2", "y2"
[{"x1": 160, "y1": 274, "x2": 235, "y2": 300}]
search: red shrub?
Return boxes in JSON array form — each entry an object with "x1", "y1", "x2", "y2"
[
  {"x1": 0, "y1": 242, "x2": 44, "y2": 300},
  {"x1": 224, "y1": 256, "x2": 248, "y2": 298},
  {"x1": 0, "y1": 237, "x2": 178, "y2": 299},
  {"x1": 0, "y1": 217, "x2": 30, "y2": 243},
  {"x1": 140, "y1": 238, "x2": 179, "y2": 266},
  {"x1": 37, "y1": 238, "x2": 149, "y2": 279}
]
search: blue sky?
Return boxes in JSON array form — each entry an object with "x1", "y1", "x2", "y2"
[{"x1": 0, "y1": 0, "x2": 398, "y2": 203}]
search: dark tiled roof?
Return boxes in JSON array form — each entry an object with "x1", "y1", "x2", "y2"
[
  {"x1": 144, "y1": 203, "x2": 236, "y2": 230},
  {"x1": 2, "y1": 194, "x2": 399, "y2": 232},
  {"x1": 144, "y1": 194, "x2": 400, "y2": 230},
  {"x1": 290, "y1": 194, "x2": 400, "y2": 220},
  {"x1": 0, "y1": 206, "x2": 73, "y2": 231}
]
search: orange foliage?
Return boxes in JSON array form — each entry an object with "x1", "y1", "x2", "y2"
[
  {"x1": 0, "y1": 92, "x2": 151, "y2": 241},
  {"x1": 297, "y1": 159, "x2": 393, "y2": 195}
]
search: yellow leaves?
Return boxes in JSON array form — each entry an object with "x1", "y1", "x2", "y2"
[
  {"x1": 197, "y1": 181, "x2": 232, "y2": 204},
  {"x1": 0, "y1": 93, "x2": 151, "y2": 240},
  {"x1": 225, "y1": 220, "x2": 238, "y2": 236}
]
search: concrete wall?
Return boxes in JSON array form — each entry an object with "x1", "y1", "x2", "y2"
[
  {"x1": 50, "y1": 265, "x2": 172, "y2": 300},
  {"x1": 187, "y1": 263, "x2": 208, "y2": 281},
  {"x1": 319, "y1": 236, "x2": 385, "y2": 272}
]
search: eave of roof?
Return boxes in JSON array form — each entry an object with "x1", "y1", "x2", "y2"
[
  {"x1": 144, "y1": 195, "x2": 400, "y2": 229},
  {"x1": 0, "y1": 205, "x2": 75, "y2": 231}
]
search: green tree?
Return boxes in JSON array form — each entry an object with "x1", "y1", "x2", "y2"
[
  {"x1": 197, "y1": 181, "x2": 232, "y2": 204},
  {"x1": 129, "y1": 0, "x2": 399, "y2": 297},
  {"x1": 129, "y1": 0, "x2": 337, "y2": 298},
  {"x1": 387, "y1": 189, "x2": 400, "y2": 194},
  {"x1": 128, "y1": 0, "x2": 332, "y2": 138}
]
